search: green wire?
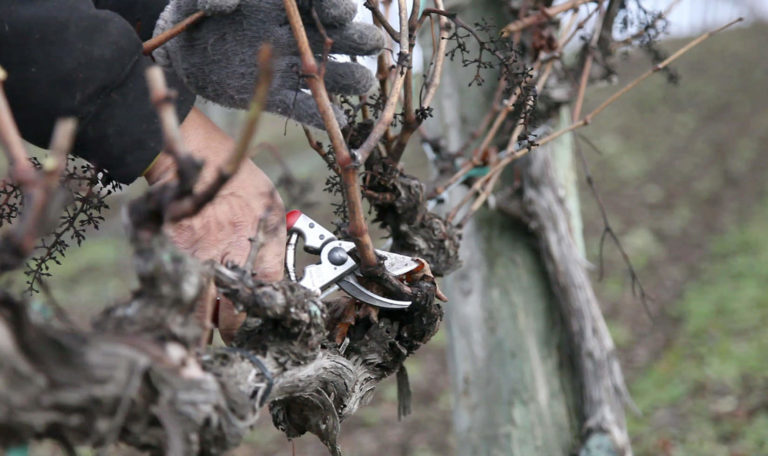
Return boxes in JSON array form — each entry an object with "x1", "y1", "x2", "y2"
[
  {"x1": 7, "y1": 446, "x2": 29, "y2": 456},
  {"x1": 465, "y1": 166, "x2": 490, "y2": 179}
]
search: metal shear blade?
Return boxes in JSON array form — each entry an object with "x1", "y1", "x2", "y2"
[
  {"x1": 285, "y1": 211, "x2": 420, "y2": 309},
  {"x1": 337, "y1": 275, "x2": 411, "y2": 309}
]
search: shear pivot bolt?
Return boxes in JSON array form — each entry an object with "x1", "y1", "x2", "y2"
[{"x1": 328, "y1": 247, "x2": 348, "y2": 266}]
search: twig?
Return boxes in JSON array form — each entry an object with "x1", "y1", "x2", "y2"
[
  {"x1": 302, "y1": 126, "x2": 340, "y2": 174},
  {"x1": 470, "y1": 62, "x2": 538, "y2": 162},
  {"x1": 146, "y1": 66, "x2": 186, "y2": 160},
  {"x1": 457, "y1": 164, "x2": 501, "y2": 228},
  {"x1": 445, "y1": 164, "x2": 499, "y2": 224},
  {"x1": 309, "y1": 7, "x2": 333, "y2": 78},
  {"x1": 356, "y1": 0, "x2": 411, "y2": 164},
  {"x1": 558, "y1": 3, "x2": 601, "y2": 50},
  {"x1": 610, "y1": 0, "x2": 682, "y2": 51},
  {"x1": 145, "y1": 46, "x2": 274, "y2": 222},
  {"x1": 572, "y1": 0, "x2": 606, "y2": 121},
  {"x1": 461, "y1": 2, "x2": 584, "y2": 163},
  {"x1": 227, "y1": 45, "x2": 274, "y2": 177},
  {"x1": 428, "y1": 157, "x2": 482, "y2": 201},
  {"x1": 364, "y1": 0, "x2": 400, "y2": 40},
  {"x1": 0, "y1": 103, "x2": 76, "y2": 272},
  {"x1": 499, "y1": 0, "x2": 595, "y2": 37},
  {"x1": 433, "y1": 61, "x2": 540, "y2": 204},
  {"x1": 24, "y1": 186, "x2": 96, "y2": 293},
  {"x1": 452, "y1": 81, "x2": 505, "y2": 156},
  {"x1": 388, "y1": 0, "x2": 421, "y2": 163},
  {"x1": 486, "y1": 17, "x2": 743, "y2": 183},
  {"x1": 575, "y1": 134, "x2": 652, "y2": 317},
  {"x1": 583, "y1": 17, "x2": 741, "y2": 123},
  {"x1": 244, "y1": 197, "x2": 279, "y2": 274},
  {"x1": 282, "y1": 0, "x2": 379, "y2": 270},
  {"x1": 419, "y1": 9, "x2": 509, "y2": 67},
  {"x1": 143, "y1": 11, "x2": 206, "y2": 55},
  {"x1": 420, "y1": 0, "x2": 449, "y2": 108},
  {"x1": 451, "y1": 17, "x2": 742, "y2": 224},
  {"x1": 0, "y1": 67, "x2": 36, "y2": 185}
]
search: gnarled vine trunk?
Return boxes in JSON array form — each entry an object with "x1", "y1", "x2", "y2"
[{"x1": 425, "y1": 0, "x2": 632, "y2": 454}]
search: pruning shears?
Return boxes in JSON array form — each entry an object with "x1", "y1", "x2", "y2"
[{"x1": 285, "y1": 210, "x2": 419, "y2": 309}]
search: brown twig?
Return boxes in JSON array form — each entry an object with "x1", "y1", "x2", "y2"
[
  {"x1": 420, "y1": 0, "x2": 449, "y2": 108},
  {"x1": 309, "y1": 7, "x2": 333, "y2": 79},
  {"x1": 433, "y1": 0, "x2": 590, "y2": 207},
  {"x1": 146, "y1": 66, "x2": 186, "y2": 160},
  {"x1": 244, "y1": 198, "x2": 280, "y2": 274},
  {"x1": 572, "y1": 1, "x2": 606, "y2": 122},
  {"x1": 499, "y1": 0, "x2": 595, "y2": 37},
  {"x1": 0, "y1": 102, "x2": 76, "y2": 272},
  {"x1": 145, "y1": 45, "x2": 275, "y2": 222},
  {"x1": 558, "y1": 2, "x2": 601, "y2": 51},
  {"x1": 282, "y1": 0, "x2": 379, "y2": 270},
  {"x1": 302, "y1": 126, "x2": 340, "y2": 175},
  {"x1": 452, "y1": 81, "x2": 506, "y2": 157},
  {"x1": 388, "y1": 0, "x2": 422, "y2": 163},
  {"x1": 227, "y1": 46, "x2": 274, "y2": 176},
  {"x1": 575, "y1": 17, "x2": 742, "y2": 128},
  {"x1": 364, "y1": 0, "x2": 400, "y2": 40},
  {"x1": 610, "y1": 0, "x2": 683, "y2": 51},
  {"x1": 428, "y1": 157, "x2": 483, "y2": 201},
  {"x1": 143, "y1": 10, "x2": 206, "y2": 55},
  {"x1": 356, "y1": 0, "x2": 411, "y2": 165},
  {"x1": 575, "y1": 133, "x2": 652, "y2": 316},
  {"x1": 458, "y1": 165, "x2": 501, "y2": 228},
  {"x1": 430, "y1": 62, "x2": 537, "y2": 203},
  {"x1": 0, "y1": 67, "x2": 36, "y2": 185},
  {"x1": 471, "y1": 63, "x2": 538, "y2": 161},
  {"x1": 464, "y1": 17, "x2": 743, "y2": 211},
  {"x1": 388, "y1": 66, "x2": 416, "y2": 163},
  {"x1": 449, "y1": 5, "x2": 585, "y2": 164}
]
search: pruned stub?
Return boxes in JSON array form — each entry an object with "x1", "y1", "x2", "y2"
[{"x1": 366, "y1": 164, "x2": 462, "y2": 276}]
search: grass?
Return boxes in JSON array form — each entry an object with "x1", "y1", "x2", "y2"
[
  {"x1": 628, "y1": 199, "x2": 768, "y2": 455},
  {"x1": 576, "y1": 22, "x2": 768, "y2": 456}
]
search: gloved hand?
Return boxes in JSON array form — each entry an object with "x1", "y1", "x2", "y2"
[{"x1": 153, "y1": 0, "x2": 385, "y2": 129}]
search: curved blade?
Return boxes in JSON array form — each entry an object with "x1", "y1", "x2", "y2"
[
  {"x1": 335, "y1": 241, "x2": 420, "y2": 277},
  {"x1": 337, "y1": 275, "x2": 412, "y2": 309},
  {"x1": 378, "y1": 250, "x2": 420, "y2": 277}
]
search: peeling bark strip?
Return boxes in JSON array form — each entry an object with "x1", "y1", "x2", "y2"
[{"x1": 521, "y1": 149, "x2": 632, "y2": 455}]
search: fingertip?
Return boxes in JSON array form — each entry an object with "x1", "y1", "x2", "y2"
[
  {"x1": 313, "y1": 0, "x2": 358, "y2": 26},
  {"x1": 325, "y1": 62, "x2": 377, "y2": 95},
  {"x1": 265, "y1": 90, "x2": 349, "y2": 131},
  {"x1": 330, "y1": 23, "x2": 386, "y2": 56}
]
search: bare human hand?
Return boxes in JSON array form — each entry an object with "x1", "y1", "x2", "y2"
[{"x1": 144, "y1": 107, "x2": 286, "y2": 343}]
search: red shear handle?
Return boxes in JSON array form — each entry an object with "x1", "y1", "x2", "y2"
[
  {"x1": 285, "y1": 210, "x2": 336, "y2": 253},
  {"x1": 286, "y1": 210, "x2": 302, "y2": 231}
]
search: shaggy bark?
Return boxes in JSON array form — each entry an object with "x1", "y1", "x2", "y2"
[
  {"x1": 0, "y1": 148, "x2": 443, "y2": 456},
  {"x1": 521, "y1": 146, "x2": 632, "y2": 455}
]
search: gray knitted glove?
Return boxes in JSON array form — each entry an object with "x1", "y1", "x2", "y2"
[{"x1": 153, "y1": 0, "x2": 385, "y2": 129}]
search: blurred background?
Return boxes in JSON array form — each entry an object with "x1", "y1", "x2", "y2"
[{"x1": 8, "y1": 1, "x2": 768, "y2": 455}]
